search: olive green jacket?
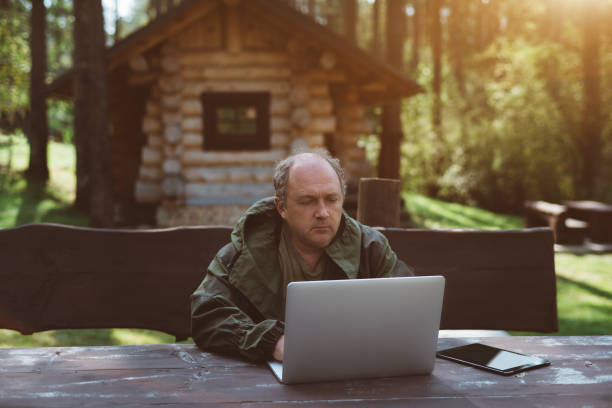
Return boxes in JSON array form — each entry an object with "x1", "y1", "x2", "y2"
[{"x1": 190, "y1": 197, "x2": 413, "y2": 361}]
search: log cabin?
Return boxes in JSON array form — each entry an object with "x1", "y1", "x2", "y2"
[{"x1": 48, "y1": 0, "x2": 421, "y2": 226}]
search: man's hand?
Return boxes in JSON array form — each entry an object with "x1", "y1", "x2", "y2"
[{"x1": 273, "y1": 335, "x2": 284, "y2": 361}]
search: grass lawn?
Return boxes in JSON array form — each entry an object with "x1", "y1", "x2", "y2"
[
  {"x1": 0, "y1": 135, "x2": 610, "y2": 347},
  {"x1": 552, "y1": 253, "x2": 612, "y2": 335},
  {"x1": 0, "y1": 134, "x2": 88, "y2": 228}
]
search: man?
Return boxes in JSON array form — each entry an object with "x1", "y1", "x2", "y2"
[{"x1": 190, "y1": 151, "x2": 413, "y2": 362}]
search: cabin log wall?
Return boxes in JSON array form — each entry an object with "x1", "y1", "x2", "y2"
[{"x1": 132, "y1": 3, "x2": 372, "y2": 226}]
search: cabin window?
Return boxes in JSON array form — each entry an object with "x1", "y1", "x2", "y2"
[{"x1": 201, "y1": 92, "x2": 270, "y2": 150}]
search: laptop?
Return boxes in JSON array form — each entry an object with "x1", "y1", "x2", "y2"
[{"x1": 267, "y1": 275, "x2": 445, "y2": 384}]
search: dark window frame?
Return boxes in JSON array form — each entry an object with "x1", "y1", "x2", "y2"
[{"x1": 200, "y1": 92, "x2": 270, "y2": 151}]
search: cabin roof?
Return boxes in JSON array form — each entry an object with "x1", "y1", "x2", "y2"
[{"x1": 47, "y1": 0, "x2": 422, "y2": 103}]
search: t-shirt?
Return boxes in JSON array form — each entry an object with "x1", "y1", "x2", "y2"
[{"x1": 277, "y1": 223, "x2": 329, "y2": 303}]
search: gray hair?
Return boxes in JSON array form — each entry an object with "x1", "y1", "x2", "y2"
[{"x1": 274, "y1": 149, "x2": 347, "y2": 206}]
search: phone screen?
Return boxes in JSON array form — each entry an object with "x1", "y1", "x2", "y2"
[{"x1": 437, "y1": 343, "x2": 550, "y2": 375}]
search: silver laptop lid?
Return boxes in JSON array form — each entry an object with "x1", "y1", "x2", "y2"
[{"x1": 276, "y1": 276, "x2": 445, "y2": 384}]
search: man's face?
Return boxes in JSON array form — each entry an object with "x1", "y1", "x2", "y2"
[{"x1": 275, "y1": 156, "x2": 344, "y2": 253}]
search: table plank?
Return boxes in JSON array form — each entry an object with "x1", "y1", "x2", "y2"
[{"x1": 0, "y1": 337, "x2": 610, "y2": 407}]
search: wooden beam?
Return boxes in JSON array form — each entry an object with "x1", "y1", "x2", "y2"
[
  {"x1": 357, "y1": 178, "x2": 401, "y2": 227},
  {"x1": 224, "y1": 1, "x2": 242, "y2": 53},
  {"x1": 109, "y1": 2, "x2": 219, "y2": 70}
]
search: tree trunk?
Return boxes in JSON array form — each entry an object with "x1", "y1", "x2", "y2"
[
  {"x1": 114, "y1": 0, "x2": 121, "y2": 42},
  {"x1": 371, "y1": 0, "x2": 381, "y2": 56},
  {"x1": 409, "y1": 0, "x2": 420, "y2": 72},
  {"x1": 428, "y1": 0, "x2": 444, "y2": 197},
  {"x1": 378, "y1": 103, "x2": 403, "y2": 179},
  {"x1": 378, "y1": 0, "x2": 405, "y2": 180},
  {"x1": 325, "y1": 0, "x2": 339, "y2": 33},
  {"x1": 484, "y1": 0, "x2": 500, "y2": 46},
  {"x1": 341, "y1": 0, "x2": 357, "y2": 44},
  {"x1": 73, "y1": 0, "x2": 114, "y2": 226},
  {"x1": 27, "y1": 0, "x2": 49, "y2": 182},
  {"x1": 543, "y1": 0, "x2": 563, "y2": 108},
  {"x1": 579, "y1": 0, "x2": 603, "y2": 198},
  {"x1": 88, "y1": 0, "x2": 115, "y2": 227},
  {"x1": 431, "y1": 0, "x2": 442, "y2": 129},
  {"x1": 73, "y1": 0, "x2": 91, "y2": 212},
  {"x1": 475, "y1": 0, "x2": 483, "y2": 50},
  {"x1": 449, "y1": 0, "x2": 465, "y2": 96},
  {"x1": 543, "y1": 0, "x2": 563, "y2": 42}
]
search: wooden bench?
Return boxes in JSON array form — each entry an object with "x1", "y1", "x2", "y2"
[
  {"x1": 0, "y1": 224, "x2": 557, "y2": 341},
  {"x1": 524, "y1": 200, "x2": 587, "y2": 245},
  {"x1": 0, "y1": 224, "x2": 231, "y2": 341},
  {"x1": 382, "y1": 227, "x2": 557, "y2": 332}
]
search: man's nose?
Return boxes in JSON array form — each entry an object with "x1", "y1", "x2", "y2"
[{"x1": 315, "y1": 201, "x2": 330, "y2": 218}]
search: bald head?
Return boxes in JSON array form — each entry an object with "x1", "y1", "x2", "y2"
[{"x1": 274, "y1": 151, "x2": 346, "y2": 207}]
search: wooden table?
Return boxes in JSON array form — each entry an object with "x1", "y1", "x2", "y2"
[
  {"x1": 565, "y1": 200, "x2": 612, "y2": 243},
  {"x1": 1, "y1": 336, "x2": 610, "y2": 407}
]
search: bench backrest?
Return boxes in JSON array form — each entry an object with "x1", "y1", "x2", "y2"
[
  {"x1": 0, "y1": 223, "x2": 232, "y2": 341},
  {"x1": 381, "y1": 227, "x2": 557, "y2": 332},
  {"x1": 0, "y1": 224, "x2": 557, "y2": 340}
]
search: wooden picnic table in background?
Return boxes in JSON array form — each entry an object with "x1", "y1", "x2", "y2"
[
  {"x1": 565, "y1": 200, "x2": 612, "y2": 244},
  {"x1": 1, "y1": 336, "x2": 610, "y2": 407}
]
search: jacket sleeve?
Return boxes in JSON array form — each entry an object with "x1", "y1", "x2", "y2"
[
  {"x1": 362, "y1": 226, "x2": 415, "y2": 278},
  {"x1": 190, "y1": 249, "x2": 284, "y2": 362},
  {"x1": 375, "y1": 241, "x2": 415, "y2": 278}
]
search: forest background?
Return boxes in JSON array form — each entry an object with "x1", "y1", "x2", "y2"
[{"x1": 1, "y1": 0, "x2": 612, "y2": 216}]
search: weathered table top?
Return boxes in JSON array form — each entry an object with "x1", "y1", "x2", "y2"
[
  {"x1": 565, "y1": 200, "x2": 612, "y2": 213},
  {"x1": 1, "y1": 336, "x2": 610, "y2": 407}
]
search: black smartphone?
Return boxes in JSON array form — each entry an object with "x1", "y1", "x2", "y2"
[{"x1": 436, "y1": 343, "x2": 551, "y2": 376}]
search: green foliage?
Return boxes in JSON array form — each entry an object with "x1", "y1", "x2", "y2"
[
  {"x1": 0, "y1": 0, "x2": 73, "y2": 143},
  {"x1": 48, "y1": 99, "x2": 73, "y2": 143},
  {"x1": 116, "y1": 0, "x2": 152, "y2": 38},
  {"x1": 449, "y1": 40, "x2": 577, "y2": 211},
  {"x1": 395, "y1": 32, "x2": 612, "y2": 213},
  {"x1": 47, "y1": 0, "x2": 74, "y2": 77},
  {"x1": 0, "y1": 0, "x2": 29, "y2": 114}
]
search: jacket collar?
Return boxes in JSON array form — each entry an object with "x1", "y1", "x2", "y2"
[{"x1": 228, "y1": 197, "x2": 362, "y2": 308}]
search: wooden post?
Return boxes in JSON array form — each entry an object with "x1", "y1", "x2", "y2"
[{"x1": 357, "y1": 178, "x2": 401, "y2": 227}]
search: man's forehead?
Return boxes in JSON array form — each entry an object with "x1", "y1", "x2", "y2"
[
  {"x1": 290, "y1": 154, "x2": 332, "y2": 172},
  {"x1": 289, "y1": 157, "x2": 335, "y2": 179},
  {"x1": 287, "y1": 155, "x2": 342, "y2": 194}
]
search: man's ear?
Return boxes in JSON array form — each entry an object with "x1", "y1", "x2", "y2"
[{"x1": 274, "y1": 196, "x2": 287, "y2": 220}]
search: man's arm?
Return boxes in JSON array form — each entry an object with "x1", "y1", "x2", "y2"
[
  {"x1": 190, "y1": 272, "x2": 284, "y2": 362},
  {"x1": 363, "y1": 226, "x2": 415, "y2": 278},
  {"x1": 389, "y1": 257, "x2": 415, "y2": 277}
]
